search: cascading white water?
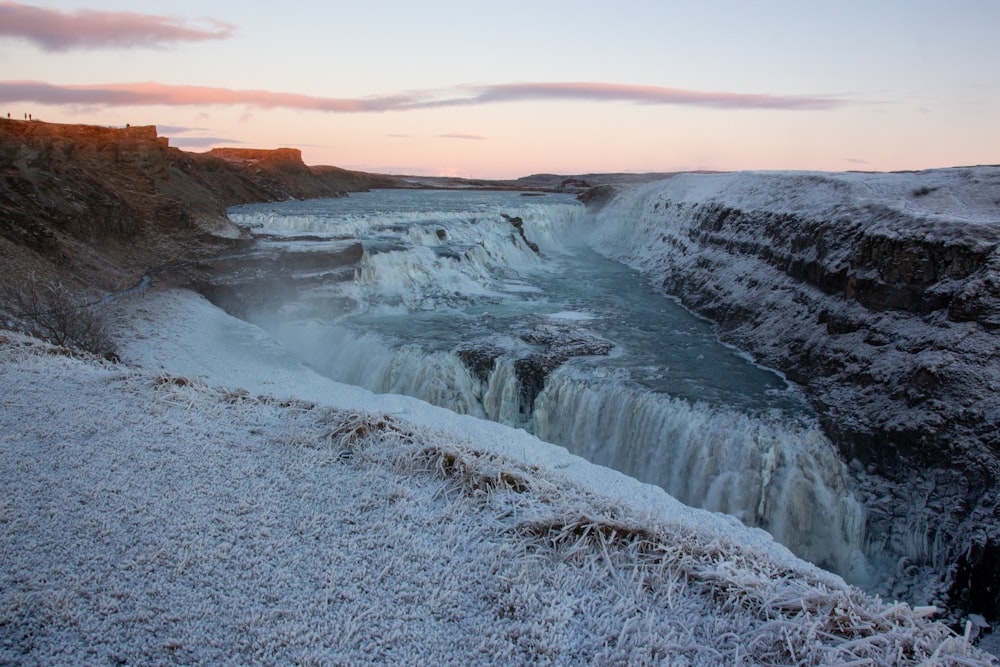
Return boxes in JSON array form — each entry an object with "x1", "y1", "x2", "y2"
[
  {"x1": 260, "y1": 318, "x2": 489, "y2": 419},
  {"x1": 481, "y1": 358, "x2": 522, "y2": 425},
  {"x1": 531, "y1": 372, "x2": 872, "y2": 584},
  {"x1": 226, "y1": 190, "x2": 880, "y2": 587}
]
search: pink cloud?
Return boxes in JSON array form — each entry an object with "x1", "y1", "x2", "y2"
[
  {"x1": 0, "y1": 80, "x2": 420, "y2": 111},
  {"x1": 438, "y1": 133, "x2": 487, "y2": 140},
  {"x1": 170, "y1": 136, "x2": 243, "y2": 148},
  {"x1": 465, "y1": 82, "x2": 843, "y2": 111},
  {"x1": 0, "y1": 2, "x2": 234, "y2": 51},
  {"x1": 0, "y1": 80, "x2": 847, "y2": 113}
]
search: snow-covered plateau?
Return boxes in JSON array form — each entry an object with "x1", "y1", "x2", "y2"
[{"x1": 1, "y1": 291, "x2": 995, "y2": 664}]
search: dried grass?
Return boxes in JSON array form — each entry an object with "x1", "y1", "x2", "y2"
[
  {"x1": 513, "y1": 511, "x2": 973, "y2": 664},
  {"x1": 2, "y1": 277, "x2": 118, "y2": 359},
  {"x1": 278, "y1": 405, "x2": 990, "y2": 663}
]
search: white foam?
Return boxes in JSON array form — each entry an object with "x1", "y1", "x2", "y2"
[{"x1": 545, "y1": 310, "x2": 596, "y2": 321}]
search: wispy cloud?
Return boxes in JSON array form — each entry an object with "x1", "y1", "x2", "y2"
[
  {"x1": 157, "y1": 125, "x2": 211, "y2": 134},
  {"x1": 170, "y1": 136, "x2": 243, "y2": 148},
  {"x1": 438, "y1": 133, "x2": 487, "y2": 140},
  {"x1": 0, "y1": 80, "x2": 848, "y2": 112},
  {"x1": 461, "y1": 82, "x2": 843, "y2": 111},
  {"x1": 0, "y1": 2, "x2": 235, "y2": 51},
  {"x1": 0, "y1": 80, "x2": 420, "y2": 111}
]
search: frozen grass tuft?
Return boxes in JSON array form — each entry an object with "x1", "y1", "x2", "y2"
[
  {"x1": 299, "y1": 397, "x2": 995, "y2": 664},
  {"x1": 411, "y1": 445, "x2": 537, "y2": 494},
  {"x1": 319, "y1": 411, "x2": 417, "y2": 450},
  {"x1": 509, "y1": 508, "x2": 977, "y2": 664}
]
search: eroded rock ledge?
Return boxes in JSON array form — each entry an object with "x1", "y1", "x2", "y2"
[
  {"x1": 587, "y1": 168, "x2": 1000, "y2": 621},
  {"x1": 0, "y1": 118, "x2": 402, "y2": 295},
  {"x1": 457, "y1": 325, "x2": 614, "y2": 418}
]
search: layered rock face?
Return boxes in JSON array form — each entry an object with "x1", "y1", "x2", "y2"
[
  {"x1": 587, "y1": 169, "x2": 1000, "y2": 620},
  {"x1": 0, "y1": 119, "x2": 401, "y2": 295}
]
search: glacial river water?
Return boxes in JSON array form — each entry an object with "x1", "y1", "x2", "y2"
[{"x1": 227, "y1": 189, "x2": 875, "y2": 585}]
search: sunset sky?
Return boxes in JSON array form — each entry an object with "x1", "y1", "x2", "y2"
[{"x1": 1, "y1": 0, "x2": 997, "y2": 178}]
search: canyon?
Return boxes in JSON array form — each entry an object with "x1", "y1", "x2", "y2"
[{"x1": 2, "y1": 119, "x2": 998, "y2": 625}]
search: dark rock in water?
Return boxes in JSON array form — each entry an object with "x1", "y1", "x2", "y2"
[
  {"x1": 501, "y1": 213, "x2": 541, "y2": 254},
  {"x1": 514, "y1": 324, "x2": 616, "y2": 414},
  {"x1": 456, "y1": 325, "x2": 613, "y2": 417},
  {"x1": 512, "y1": 328, "x2": 613, "y2": 412},
  {"x1": 456, "y1": 345, "x2": 505, "y2": 384},
  {"x1": 514, "y1": 355, "x2": 563, "y2": 414},
  {"x1": 518, "y1": 326, "x2": 615, "y2": 358}
]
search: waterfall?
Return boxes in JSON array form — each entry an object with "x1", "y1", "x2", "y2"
[
  {"x1": 258, "y1": 319, "x2": 488, "y2": 419},
  {"x1": 225, "y1": 190, "x2": 881, "y2": 589},
  {"x1": 531, "y1": 371, "x2": 874, "y2": 585}
]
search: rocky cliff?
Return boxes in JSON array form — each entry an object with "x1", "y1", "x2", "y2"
[
  {"x1": 587, "y1": 169, "x2": 1000, "y2": 621},
  {"x1": 0, "y1": 119, "x2": 401, "y2": 296}
]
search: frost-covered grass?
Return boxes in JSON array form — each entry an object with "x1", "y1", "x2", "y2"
[{"x1": 2, "y1": 322, "x2": 995, "y2": 665}]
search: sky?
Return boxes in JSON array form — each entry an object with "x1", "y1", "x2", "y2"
[{"x1": 0, "y1": 0, "x2": 997, "y2": 178}]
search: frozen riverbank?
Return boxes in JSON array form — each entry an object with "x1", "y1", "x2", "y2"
[
  {"x1": 1, "y1": 289, "x2": 994, "y2": 664},
  {"x1": 584, "y1": 167, "x2": 1000, "y2": 621}
]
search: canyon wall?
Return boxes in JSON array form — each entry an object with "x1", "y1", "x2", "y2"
[
  {"x1": 587, "y1": 169, "x2": 1000, "y2": 620},
  {"x1": 0, "y1": 119, "x2": 401, "y2": 293}
]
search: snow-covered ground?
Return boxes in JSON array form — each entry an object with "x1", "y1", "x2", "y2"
[{"x1": 2, "y1": 287, "x2": 995, "y2": 664}]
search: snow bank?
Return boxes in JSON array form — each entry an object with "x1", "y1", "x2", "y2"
[{"x1": 1, "y1": 289, "x2": 995, "y2": 664}]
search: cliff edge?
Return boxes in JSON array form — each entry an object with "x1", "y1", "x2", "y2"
[
  {"x1": 588, "y1": 169, "x2": 1000, "y2": 621},
  {"x1": 0, "y1": 119, "x2": 400, "y2": 295}
]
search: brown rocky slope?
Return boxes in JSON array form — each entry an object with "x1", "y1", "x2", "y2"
[{"x1": 0, "y1": 118, "x2": 401, "y2": 297}]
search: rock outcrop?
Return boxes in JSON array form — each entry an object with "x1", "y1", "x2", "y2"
[
  {"x1": 511, "y1": 327, "x2": 613, "y2": 414},
  {"x1": 457, "y1": 325, "x2": 614, "y2": 418},
  {"x1": 0, "y1": 119, "x2": 402, "y2": 298},
  {"x1": 501, "y1": 213, "x2": 540, "y2": 253},
  {"x1": 588, "y1": 169, "x2": 1000, "y2": 621}
]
